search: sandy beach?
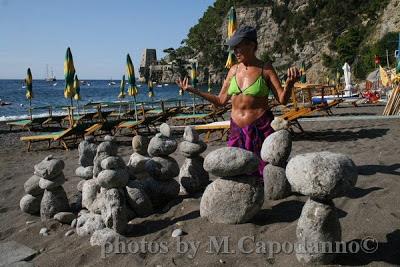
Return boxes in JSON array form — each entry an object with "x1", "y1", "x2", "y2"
[{"x1": 0, "y1": 104, "x2": 399, "y2": 266}]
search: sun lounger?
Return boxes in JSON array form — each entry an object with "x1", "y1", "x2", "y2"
[{"x1": 6, "y1": 117, "x2": 49, "y2": 131}]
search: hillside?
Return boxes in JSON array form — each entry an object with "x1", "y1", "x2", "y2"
[{"x1": 171, "y1": 0, "x2": 400, "y2": 84}]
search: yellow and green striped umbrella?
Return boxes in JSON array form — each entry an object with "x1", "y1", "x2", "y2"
[
  {"x1": 119, "y1": 74, "x2": 126, "y2": 99},
  {"x1": 300, "y1": 61, "x2": 306, "y2": 83},
  {"x1": 126, "y1": 54, "x2": 139, "y2": 120},
  {"x1": 225, "y1": 6, "x2": 237, "y2": 69},
  {"x1": 73, "y1": 75, "x2": 81, "y2": 101},
  {"x1": 25, "y1": 68, "x2": 33, "y2": 100},
  {"x1": 64, "y1": 47, "x2": 76, "y2": 105}
]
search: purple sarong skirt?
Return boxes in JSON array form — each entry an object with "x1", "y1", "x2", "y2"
[{"x1": 227, "y1": 110, "x2": 275, "y2": 178}]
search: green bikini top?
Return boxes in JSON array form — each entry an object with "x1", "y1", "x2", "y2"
[{"x1": 228, "y1": 65, "x2": 270, "y2": 97}]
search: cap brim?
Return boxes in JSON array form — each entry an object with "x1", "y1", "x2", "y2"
[{"x1": 226, "y1": 36, "x2": 243, "y2": 48}]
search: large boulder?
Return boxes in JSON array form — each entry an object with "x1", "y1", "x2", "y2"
[
  {"x1": 38, "y1": 174, "x2": 65, "y2": 190},
  {"x1": 143, "y1": 178, "x2": 180, "y2": 208},
  {"x1": 200, "y1": 176, "x2": 264, "y2": 224},
  {"x1": 40, "y1": 187, "x2": 70, "y2": 220},
  {"x1": 82, "y1": 179, "x2": 100, "y2": 211},
  {"x1": 75, "y1": 166, "x2": 94, "y2": 180},
  {"x1": 145, "y1": 156, "x2": 179, "y2": 181},
  {"x1": 131, "y1": 135, "x2": 149, "y2": 155},
  {"x1": 20, "y1": 194, "x2": 42, "y2": 215},
  {"x1": 101, "y1": 156, "x2": 126, "y2": 170},
  {"x1": 203, "y1": 147, "x2": 259, "y2": 177},
  {"x1": 286, "y1": 152, "x2": 358, "y2": 199},
  {"x1": 96, "y1": 169, "x2": 129, "y2": 189},
  {"x1": 127, "y1": 153, "x2": 150, "y2": 174},
  {"x1": 125, "y1": 180, "x2": 153, "y2": 217},
  {"x1": 179, "y1": 157, "x2": 209, "y2": 194},
  {"x1": 34, "y1": 155, "x2": 64, "y2": 180},
  {"x1": 183, "y1": 126, "x2": 199, "y2": 143},
  {"x1": 263, "y1": 165, "x2": 291, "y2": 200},
  {"x1": 260, "y1": 130, "x2": 292, "y2": 167},
  {"x1": 147, "y1": 133, "x2": 177, "y2": 157},
  {"x1": 101, "y1": 188, "x2": 128, "y2": 234},
  {"x1": 24, "y1": 175, "x2": 44, "y2": 196},
  {"x1": 90, "y1": 228, "x2": 124, "y2": 247},
  {"x1": 178, "y1": 141, "x2": 207, "y2": 158},
  {"x1": 296, "y1": 198, "x2": 341, "y2": 264},
  {"x1": 78, "y1": 137, "x2": 97, "y2": 167}
]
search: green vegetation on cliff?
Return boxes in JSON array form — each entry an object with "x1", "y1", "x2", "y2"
[{"x1": 172, "y1": 0, "x2": 397, "y2": 79}]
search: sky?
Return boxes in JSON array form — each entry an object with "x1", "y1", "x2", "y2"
[{"x1": 0, "y1": 0, "x2": 215, "y2": 79}]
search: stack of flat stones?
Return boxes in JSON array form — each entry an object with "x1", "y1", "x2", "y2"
[
  {"x1": 127, "y1": 135, "x2": 150, "y2": 179},
  {"x1": 20, "y1": 155, "x2": 70, "y2": 221},
  {"x1": 286, "y1": 151, "x2": 358, "y2": 264},
  {"x1": 260, "y1": 129, "x2": 292, "y2": 200},
  {"x1": 178, "y1": 126, "x2": 209, "y2": 194},
  {"x1": 200, "y1": 147, "x2": 264, "y2": 224},
  {"x1": 143, "y1": 123, "x2": 180, "y2": 208},
  {"x1": 75, "y1": 136, "x2": 97, "y2": 190}
]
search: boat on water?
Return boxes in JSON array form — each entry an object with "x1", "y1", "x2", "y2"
[
  {"x1": 45, "y1": 65, "x2": 56, "y2": 82},
  {"x1": 164, "y1": 83, "x2": 169, "y2": 86},
  {"x1": 108, "y1": 78, "x2": 116, "y2": 86}
]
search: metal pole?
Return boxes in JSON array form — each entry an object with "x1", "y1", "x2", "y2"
[{"x1": 386, "y1": 50, "x2": 390, "y2": 69}]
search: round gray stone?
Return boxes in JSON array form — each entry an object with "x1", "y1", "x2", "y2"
[
  {"x1": 82, "y1": 179, "x2": 100, "y2": 210},
  {"x1": 38, "y1": 174, "x2": 65, "y2": 190},
  {"x1": 40, "y1": 187, "x2": 70, "y2": 220},
  {"x1": 260, "y1": 130, "x2": 292, "y2": 166},
  {"x1": 263, "y1": 165, "x2": 291, "y2": 200},
  {"x1": 147, "y1": 135, "x2": 177, "y2": 157},
  {"x1": 77, "y1": 180, "x2": 85, "y2": 192},
  {"x1": 127, "y1": 153, "x2": 150, "y2": 174},
  {"x1": 203, "y1": 147, "x2": 259, "y2": 177},
  {"x1": 20, "y1": 194, "x2": 42, "y2": 215},
  {"x1": 90, "y1": 228, "x2": 124, "y2": 247},
  {"x1": 84, "y1": 135, "x2": 95, "y2": 142},
  {"x1": 125, "y1": 180, "x2": 153, "y2": 217},
  {"x1": 104, "y1": 135, "x2": 116, "y2": 142},
  {"x1": 24, "y1": 175, "x2": 44, "y2": 196},
  {"x1": 97, "y1": 169, "x2": 129, "y2": 189},
  {"x1": 101, "y1": 188, "x2": 128, "y2": 234},
  {"x1": 93, "y1": 153, "x2": 109, "y2": 179},
  {"x1": 75, "y1": 166, "x2": 94, "y2": 180},
  {"x1": 183, "y1": 126, "x2": 199, "y2": 143},
  {"x1": 179, "y1": 141, "x2": 207, "y2": 157},
  {"x1": 286, "y1": 152, "x2": 358, "y2": 199},
  {"x1": 296, "y1": 198, "x2": 341, "y2": 264},
  {"x1": 34, "y1": 155, "x2": 65, "y2": 180},
  {"x1": 101, "y1": 156, "x2": 126, "y2": 170},
  {"x1": 145, "y1": 156, "x2": 180, "y2": 181},
  {"x1": 96, "y1": 141, "x2": 117, "y2": 156},
  {"x1": 200, "y1": 176, "x2": 264, "y2": 224},
  {"x1": 78, "y1": 140, "x2": 97, "y2": 167},
  {"x1": 132, "y1": 135, "x2": 149, "y2": 155},
  {"x1": 76, "y1": 213, "x2": 105, "y2": 236},
  {"x1": 179, "y1": 157, "x2": 209, "y2": 194},
  {"x1": 54, "y1": 212, "x2": 75, "y2": 224},
  {"x1": 160, "y1": 123, "x2": 171, "y2": 137}
]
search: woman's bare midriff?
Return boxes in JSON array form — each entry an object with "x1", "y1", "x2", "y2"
[{"x1": 230, "y1": 95, "x2": 269, "y2": 128}]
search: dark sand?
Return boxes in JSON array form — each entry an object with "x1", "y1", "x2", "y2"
[{"x1": 0, "y1": 104, "x2": 399, "y2": 266}]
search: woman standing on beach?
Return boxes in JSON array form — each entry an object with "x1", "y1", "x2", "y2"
[{"x1": 177, "y1": 26, "x2": 300, "y2": 177}]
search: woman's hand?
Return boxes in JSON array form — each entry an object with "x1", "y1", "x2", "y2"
[
  {"x1": 286, "y1": 67, "x2": 301, "y2": 85},
  {"x1": 176, "y1": 77, "x2": 191, "y2": 92}
]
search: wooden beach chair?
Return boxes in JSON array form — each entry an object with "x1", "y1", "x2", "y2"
[
  {"x1": 6, "y1": 117, "x2": 49, "y2": 131},
  {"x1": 20, "y1": 122, "x2": 92, "y2": 151}
]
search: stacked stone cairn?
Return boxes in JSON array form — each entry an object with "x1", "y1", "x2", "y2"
[
  {"x1": 19, "y1": 155, "x2": 70, "y2": 221},
  {"x1": 260, "y1": 128, "x2": 292, "y2": 200},
  {"x1": 286, "y1": 151, "x2": 358, "y2": 264},
  {"x1": 75, "y1": 136, "x2": 97, "y2": 190},
  {"x1": 178, "y1": 126, "x2": 209, "y2": 194},
  {"x1": 127, "y1": 135, "x2": 151, "y2": 179},
  {"x1": 143, "y1": 123, "x2": 180, "y2": 208},
  {"x1": 200, "y1": 147, "x2": 264, "y2": 224}
]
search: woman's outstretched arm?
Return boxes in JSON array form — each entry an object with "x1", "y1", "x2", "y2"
[{"x1": 176, "y1": 65, "x2": 236, "y2": 107}]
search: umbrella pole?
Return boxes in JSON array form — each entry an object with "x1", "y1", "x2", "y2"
[
  {"x1": 134, "y1": 96, "x2": 138, "y2": 121},
  {"x1": 192, "y1": 93, "x2": 195, "y2": 115},
  {"x1": 29, "y1": 99, "x2": 32, "y2": 120}
]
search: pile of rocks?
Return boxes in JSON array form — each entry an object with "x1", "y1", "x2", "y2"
[
  {"x1": 143, "y1": 123, "x2": 180, "y2": 208},
  {"x1": 200, "y1": 147, "x2": 264, "y2": 224},
  {"x1": 261, "y1": 129, "x2": 292, "y2": 200},
  {"x1": 75, "y1": 136, "x2": 97, "y2": 188},
  {"x1": 178, "y1": 126, "x2": 209, "y2": 194},
  {"x1": 20, "y1": 156, "x2": 70, "y2": 221},
  {"x1": 286, "y1": 151, "x2": 358, "y2": 264},
  {"x1": 127, "y1": 135, "x2": 150, "y2": 179}
]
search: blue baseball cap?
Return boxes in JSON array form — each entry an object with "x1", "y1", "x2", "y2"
[{"x1": 226, "y1": 26, "x2": 257, "y2": 47}]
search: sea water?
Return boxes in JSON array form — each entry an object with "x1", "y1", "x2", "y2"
[{"x1": 0, "y1": 79, "x2": 214, "y2": 121}]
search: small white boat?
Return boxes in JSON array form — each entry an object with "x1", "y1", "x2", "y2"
[
  {"x1": 164, "y1": 83, "x2": 169, "y2": 86},
  {"x1": 156, "y1": 84, "x2": 163, "y2": 88},
  {"x1": 53, "y1": 83, "x2": 57, "y2": 86}
]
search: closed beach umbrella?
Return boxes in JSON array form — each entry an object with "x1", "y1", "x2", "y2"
[
  {"x1": 300, "y1": 61, "x2": 306, "y2": 83},
  {"x1": 342, "y1": 62, "x2": 352, "y2": 92},
  {"x1": 148, "y1": 80, "x2": 154, "y2": 98},
  {"x1": 208, "y1": 74, "x2": 212, "y2": 92},
  {"x1": 225, "y1": 6, "x2": 237, "y2": 69},
  {"x1": 118, "y1": 74, "x2": 126, "y2": 99},
  {"x1": 190, "y1": 62, "x2": 197, "y2": 114},
  {"x1": 25, "y1": 68, "x2": 33, "y2": 119},
  {"x1": 64, "y1": 47, "x2": 76, "y2": 106},
  {"x1": 126, "y1": 54, "x2": 138, "y2": 120},
  {"x1": 74, "y1": 75, "x2": 81, "y2": 101},
  {"x1": 379, "y1": 65, "x2": 390, "y2": 87}
]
